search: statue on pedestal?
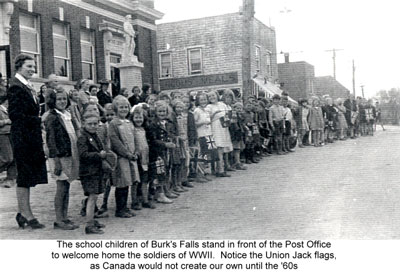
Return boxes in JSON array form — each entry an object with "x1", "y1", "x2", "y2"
[{"x1": 122, "y1": 14, "x2": 137, "y2": 63}]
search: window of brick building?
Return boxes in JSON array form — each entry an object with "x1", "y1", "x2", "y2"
[
  {"x1": 266, "y1": 50, "x2": 272, "y2": 77},
  {"x1": 110, "y1": 54, "x2": 121, "y2": 64},
  {"x1": 159, "y1": 52, "x2": 172, "y2": 78},
  {"x1": 255, "y1": 46, "x2": 261, "y2": 72},
  {"x1": 188, "y1": 48, "x2": 202, "y2": 75},
  {"x1": 53, "y1": 21, "x2": 70, "y2": 78},
  {"x1": 19, "y1": 12, "x2": 41, "y2": 76},
  {"x1": 80, "y1": 29, "x2": 96, "y2": 81}
]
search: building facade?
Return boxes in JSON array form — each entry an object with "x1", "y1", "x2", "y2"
[
  {"x1": 156, "y1": 11, "x2": 280, "y2": 99},
  {"x1": 278, "y1": 60, "x2": 315, "y2": 101},
  {"x1": 313, "y1": 76, "x2": 350, "y2": 99},
  {"x1": 278, "y1": 60, "x2": 350, "y2": 101},
  {"x1": 0, "y1": 0, "x2": 163, "y2": 92}
]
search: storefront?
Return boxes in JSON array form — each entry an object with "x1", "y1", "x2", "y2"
[{"x1": 156, "y1": 12, "x2": 279, "y2": 100}]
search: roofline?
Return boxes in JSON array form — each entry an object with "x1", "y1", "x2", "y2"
[
  {"x1": 278, "y1": 61, "x2": 314, "y2": 67},
  {"x1": 157, "y1": 12, "x2": 241, "y2": 26},
  {"x1": 253, "y1": 17, "x2": 275, "y2": 32}
]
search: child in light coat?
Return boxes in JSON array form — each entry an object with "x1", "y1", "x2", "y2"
[{"x1": 108, "y1": 95, "x2": 140, "y2": 218}]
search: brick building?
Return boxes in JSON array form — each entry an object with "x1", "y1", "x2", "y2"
[
  {"x1": 156, "y1": 8, "x2": 284, "y2": 100},
  {"x1": 313, "y1": 76, "x2": 350, "y2": 99},
  {"x1": 278, "y1": 59, "x2": 350, "y2": 101},
  {"x1": 0, "y1": 0, "x2": 163, "y2": 92},
  {"x1": 278, "y1": 60, "x2": 315, "y2": 101}
]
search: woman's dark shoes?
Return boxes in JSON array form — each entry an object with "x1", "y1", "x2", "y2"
[
  {"x1": 16, "y1": 213, "x2": 28, "y2": 228},
  {"x1": 27, "y1": 218, "x2": 45, "y2": 229}
]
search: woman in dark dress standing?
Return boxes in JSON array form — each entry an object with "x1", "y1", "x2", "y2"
[{"x1": 7, "y1": 54, "x2": 48, "y2": 229}]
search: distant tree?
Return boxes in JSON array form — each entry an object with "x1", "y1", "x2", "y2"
[
  {"x1": 388, "y1": 88, "x2": 400, "y2": 99},
  {"x1": 377, "y1": 89, "x2": 389, "y2": 101}
]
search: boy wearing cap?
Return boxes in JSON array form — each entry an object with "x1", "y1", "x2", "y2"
[{"x1": 268, "y1": 94, "x2": 285, "y2": 155}]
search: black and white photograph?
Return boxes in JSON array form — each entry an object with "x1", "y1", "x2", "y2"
[{"x1": 0, "y1": 0, "x2": 399, "y2": 271}]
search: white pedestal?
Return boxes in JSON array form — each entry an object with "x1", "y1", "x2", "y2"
[{"x1": 115, "y1": 59, "x2": 144, "y2": 96}]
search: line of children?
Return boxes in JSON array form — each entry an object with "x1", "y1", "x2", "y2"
[
  {"x1": 37, "y1": 85, "x2": 382, "y2": 235},
  {"x1": 296, "y1": 95, "x2": 379, "y2": 147}
]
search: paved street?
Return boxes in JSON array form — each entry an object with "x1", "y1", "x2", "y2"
[{"x1": 0, "y1": 126, "x2": 399, "y2": 240}]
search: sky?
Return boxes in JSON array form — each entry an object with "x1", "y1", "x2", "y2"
[{"x1": 155, "y1": 0, "x2": 400, "y2": 98}]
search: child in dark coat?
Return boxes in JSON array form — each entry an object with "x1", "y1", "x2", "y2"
[
  {"x1": 230, "y1": 102, "x2": 247, "y2": 170},
  {"x1": 243, "y1": 101, "x2": 258, "y2": 163},
  {"x1": 147, "y1": 100, "x2": 177, "y2": 204},
  {"x1": 77, "y1": 112, "x2": 107, "y2": 234},
  {"x1": 45, "y1": 88, "x2": 79, "y2": 230}
]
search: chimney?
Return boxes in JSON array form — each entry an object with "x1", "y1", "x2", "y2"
[
  {"x1": 284, "y1": 53, "x2": 290, "y2": 63},
  {"x1": 243, "y1": 0, "x2": 255, "y2": 18},
  {"x1": 138, "y1": 0, "x2": 154, "y2": 9}
]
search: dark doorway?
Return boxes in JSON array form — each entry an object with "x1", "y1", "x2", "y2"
[{"x1": 111, "y1": 66, "x2": 120, "y2": 98}]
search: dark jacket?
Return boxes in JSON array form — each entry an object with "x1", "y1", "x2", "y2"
[
  {"x1": 45, "y1": 109, "x2": 72, "y2": 158},
  {"x1": 7, "y1": 76, "x2": 47, "y2": 186},
  {"x1": 187, "y1": 111, "x2": 197, "y2": 147},
  {"x1": 146, "y1": 118, "x2": 177, "y2": 163},
  {"x1": 325, "y1": 105, "x2": 338, "y2": 122},
  {"x1": 229, "y1": 114, "x2": 245, "y2": 142},
  {"x1": 344, "y1": 99, "x2": 357, "y2": 125},
  {"x1": 97, "y1": 90, "x2": 112, "y2": 107},
  {"x1": 128, "y1": 95, "x2": 141, "y2": 107},
  {"x1": 77, "y1": 128, "x2": 104, "y2": 177},
  {"x1": 359, "y1": 104, "x2": 366, "y2": 123}
]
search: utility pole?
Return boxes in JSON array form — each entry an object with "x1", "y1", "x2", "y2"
[
  {"x1": 352, "y1": 59, "x2": 356, "y2": 96},
  {"x1": 360, "y1": 85, "x2": 365, "y2": 98},
  {"x1": 241, "y1": 0, "x2": 255, "y2": 101},
  {"x1": 325, "y1": 48, "x2": 343, "y2": 79}
]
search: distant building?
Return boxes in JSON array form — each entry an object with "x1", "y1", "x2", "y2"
[
  {"x1": 278, "y1": 59, "x2": 350, "y2": 101},
  {"x1": 156, "y1": 10, "x2": 285, "y2": 99},
  {"x1": 313, "y1": 76, "x2": 350, "y2": 99},
  {"x1": 0, "y1": 0, "x2": 163, "y2": 92},
  {"x1": 278, "y1": 60, "x2": 315, "y2": 101}
]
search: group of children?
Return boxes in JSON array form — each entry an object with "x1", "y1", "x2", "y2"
[
  {"x1": 0, "y1": 79, "x2": 382, "y2": 234},
  {"x1": 38, "y1": 85, "x2": 283, "y2": 234},
  {"x1": 295, "y1": 95, "x2": 379, "y2": 148}
]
